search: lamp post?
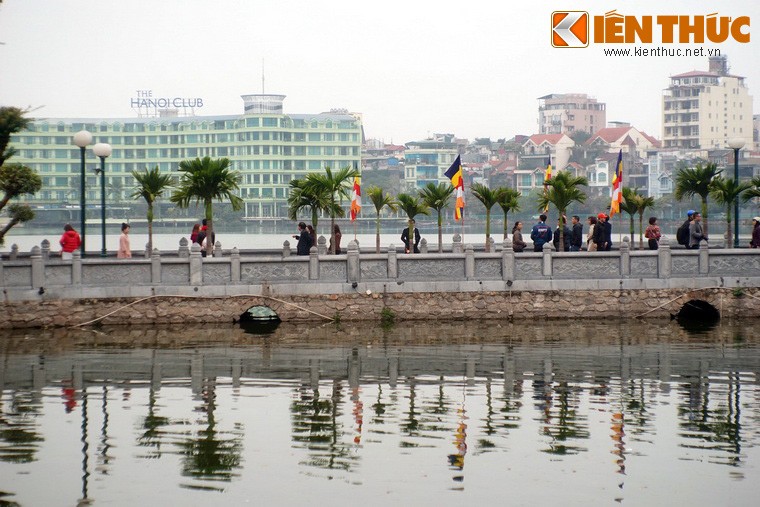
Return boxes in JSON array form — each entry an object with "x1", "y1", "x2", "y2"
[
  {"x1": 93, "y1": 143, "x2": 112, "y2": 257},
  {"x1": 728, "y1": 138, "x2": 745, "y2": 248},
  {"x1": 72, "y1": 130, "x2": 93, "y2": 256}
]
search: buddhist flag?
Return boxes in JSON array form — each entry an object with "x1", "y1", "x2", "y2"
[
  {"x1": 444, "y1": 155, "x2": 465, "y2": 221},
  {"x1": 350, "y1": 176, "x2": 361, "y2": 221},
  {"x1": 609, "y1": 149, "x2": 623, "y2": 217},
  {"x1": 543, "y1": 157, "x2": 552, "y2": 212}
]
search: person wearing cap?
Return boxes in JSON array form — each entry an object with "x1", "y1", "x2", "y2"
[
  {"x1": 592, "y1": 213, "x2": 610, "y2": 251},
  {"x1": 603, "y1": 213, "x2": 613, "y2": 251},
  {"x1": 750, "y1": 217, "x2": 760, "y2": 248},
  {"x1": 676, "y1": 210, "x2": 695, "y2": 247}
]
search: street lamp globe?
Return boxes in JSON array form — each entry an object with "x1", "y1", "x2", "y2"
[
  {"x1": 727, "y1": 138, "x2": 745, "y2": 150},
  {"x1": 73, "y1": 130, "x2": 93, "y2": 148},
  {"x1": 93, "y1": 143, "x2": 113, "y2": 158}
]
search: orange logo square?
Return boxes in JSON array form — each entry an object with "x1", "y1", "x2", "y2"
[{"x1": 552, "y1": 11, "x2": 589, "y2": 48}]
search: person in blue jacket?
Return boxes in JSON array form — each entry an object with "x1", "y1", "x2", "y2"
[{"x1": 530, "y1": 214, "x2": 553, "y2": 252}]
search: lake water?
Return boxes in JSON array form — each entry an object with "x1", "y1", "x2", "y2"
[{"x1": 1, "y1": 320, "x2": 759, "y2": 506}]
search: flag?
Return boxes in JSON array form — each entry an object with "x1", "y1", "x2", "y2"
[
  {"x1": 543, "y1": 157, "x2": 552, "y2": 212},
  {"x1": 350, "y1": 176, "x2": 361, "y2": 221},
  {"x1": 609, "y1": 149, "x2": 623, "y2": 217},
  {"x1": 444, "y1": 155, "x2": 465, "y2": 221}
]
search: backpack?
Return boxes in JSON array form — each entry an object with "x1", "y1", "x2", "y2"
[{"x1": 676, "y1": 221, "x2": 690, "y2": 246}]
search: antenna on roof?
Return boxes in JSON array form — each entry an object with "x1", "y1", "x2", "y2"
[{"x1": 262, "y1": 58, "x2": 265, "y2": 94}]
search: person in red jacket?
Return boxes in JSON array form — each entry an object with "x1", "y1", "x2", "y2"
[{"x1": 59, "y1": 223, "x2": 81, "y2": 260}]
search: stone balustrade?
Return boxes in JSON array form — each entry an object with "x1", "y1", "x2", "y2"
[{"x1": 1, "y1": 234, "x2": 759, "y2": 302}]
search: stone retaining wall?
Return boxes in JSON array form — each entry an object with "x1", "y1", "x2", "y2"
[{"x1": 2, "y1": 287, "x2": 758, "y2": 328}]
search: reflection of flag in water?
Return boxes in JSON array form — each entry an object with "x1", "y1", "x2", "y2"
[
  {"x1": 543, "y1": 157, "x2": 552, "y2": 212},
  {"x1": 611, "y1": 412, "x2": 626, "y2": 475},
  {"x1": 447, "y1": 407, "x2": 467, "y2": 475},
  {"x1": 609, "y1": 150, "x2": 623, "y2": 217},
  {"x1": 352, "y1": 387, "x2": 363, "y2": 444},
  {"x1": 350, "y1": 176, "x2": 361, "y2": 221},
  {"x1": 444, "y1": 155, "x2": 465, "y2": 221}
]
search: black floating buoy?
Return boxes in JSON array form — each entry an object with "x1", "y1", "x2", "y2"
[
  {"x1": 675, "y1": 299, "x2": 720, "y2": 332},
  {"x1": 237, "y1": 305, "x2": 280, "y2": 335}
]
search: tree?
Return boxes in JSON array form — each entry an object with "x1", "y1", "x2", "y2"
[
  {"x1": 301, "y1": 166, "x2": 359, "y2": 254},
  {"x1": 366, "y1": 186, "x2": 398, "y2": 253},
  {"x1": 674, "y1": 162, "x2": 722, "y2": 237},
  {"x1": 496, "y1": 187, "x2": 521, "y2": 240},
  {"x1": 633, "y1": 193, "x2": 656, "y2": 250},
  {"x1": 396, "y1": 193, "x2": 429, "y2": 254},
  {"x1": 418, "y1": 182, "x2": 454, "y2": 253},
  {"x1": 536, "y1": 172, "x2": 588, "y2": 252},
  {"x1": 132, "y1": 166, "x2": 176, "y2": 253},
  {"x1": 470, "y1": 183, "x2": 504, "y2": 252},
  {"x1": 170, "y1": 157, "x2": 243, "y2": 256},
  {"x1": 709, "y1": 176, "x2": 752, "y2": 248},
  {"x1": 743, "y1": 176, "x2": 760, "y2": 202},
  {"x1": 619, "y1": 187, "x2": 639, "y2": 246},
  {"x1": 287, "y1": 178, "x2": 331, "y2": 234},
  {"x1": 0, "y1": 107, "x2": 41, "y2": 245}
]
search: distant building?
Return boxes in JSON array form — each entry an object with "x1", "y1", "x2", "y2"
[
  {"x1": 538, "y1": 93, "x2": 607, "y2": 136},
  {"x1": 521, "y1": 134, "x2": 574, "y2": 172},
  {"x1": 403, "y1": 134, "x2": 459, "y2": 189},
  {"x1": 662, "y1": 55, "x2": 753, "y2": 150},
  {"x1": 8, "y1": 94, "x2": 363, "y2": 221}
]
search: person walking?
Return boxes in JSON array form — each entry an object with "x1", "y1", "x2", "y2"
[
  {"x1": 401, "y1": 219, "x2": 421, "y2": 253},
  {"x1": 570, "y1": 215, "x2": 583, "y2": 252},
  {"x1": 603, "y1": 213, "x2": 613, "y2": 251},
  {"x1": 511, "y1": 221, "x2": 527, "y2": 252},
  {"x1": 751, "y1": 217, "x2": 760, "y2": 248},
  {"x1": 644, "y1": 217, "x2": 661, "y2": 250},
  {"x1": 190, "y1": 223, "x2": 201, "y2": 245},
  {"x1": 593, "y1": 213, "x2": 609, "y2": 251},
  {"x1": 59, "y1": 224, "x2": 81, "y2": 260},
  {"x1": 530, "y1": 214, "x2": 552, "y2": 252},
  {"x1": 306, "y1": 225, "x2": 317, "y2": 249},
  {"x1": 294, "y1": 222, "x2": 313, "y2": 256},
  {"x1": 688, "y1": 212, "x2": 707, "y2": 249},
  {"x1": 586, "y1": 216, "x2": 598, "y2": 251},
  {"x1": 117, "y1": 223, "x2": 132, "y2": 258},
  {"x1": 749, "y1": 217, "x2": 760, "y2": 248}
]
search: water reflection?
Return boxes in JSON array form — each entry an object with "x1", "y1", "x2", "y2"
[{"x1": 0, "y1": 320, "x2": 759, "y2": 505}]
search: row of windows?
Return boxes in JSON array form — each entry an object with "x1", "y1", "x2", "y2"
[
  {"x1": 26, "y1": 117, "x2": 359, "y2": 133},
  {"x1": 33, "y1": 188, "x2": 296, "y2": 201},
  {"x1": 13, "y1": 131, "x2": 360, "y2": 145}
]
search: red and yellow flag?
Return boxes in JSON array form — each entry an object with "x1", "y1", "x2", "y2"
[
  {"x1": 350, "y1": 176, "x2": 361, "y2": 221},
  {"x1": 609, "y1": 150, "x2": 623, "y2": 217},
  {"x1": 444, "y1": 155, "x2": 465, "y2": 221}
]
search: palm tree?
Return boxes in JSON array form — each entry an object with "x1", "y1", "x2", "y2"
[
  {"x1": 470, "y1": 183, "x2": 504, "y2": 252},
  {"x1": 536, "y1": 172, "x2": 588, "y2": 252},
  {"x1": 301, "y1": 166, "x2": 359, "y2": 254},
  {"x1": 674, "y1": 162, "x2": 722, "y2": 237},
  {"x1": 366, "y1": 186, "x2": 398, "y2": 253},
  {"x1": 633, "y1": 193, "x2": 656, "y2": 250},
  {"x1": 170, "y1": 156, "x2": 243, "y2": 256},
  {"x1": 132, "y1": 166, "x2": 176, "y2": 253},
  {"x1": 396, "y1": 193, "x2": 430, "y2": 253},
  {"x1": 619, "y1": 187, "x2": 640, "y2": 246},
  {"x1": 709, "y1": 176, "x2": 752, "y2": 248},
  {"x1": 743, "y1": 176, "x2": 760, "y2": 202},
  {"x1": 496, "y1": 187, "x2": 521, "y2": 240},
  {"x1": 419, "y1": 182, "x2": 454, "y2": 253},
  {"x1": 287, "y1": 178, "x2": 331, "y2": 232}
]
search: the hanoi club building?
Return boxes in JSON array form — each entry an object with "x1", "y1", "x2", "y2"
[{"x1": 8, "y1": 94, "x2": 363, "y2": 221}]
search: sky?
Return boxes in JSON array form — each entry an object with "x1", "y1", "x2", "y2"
[{"x1": 1, "y1": 0, "x2": 759, "y2": 144}]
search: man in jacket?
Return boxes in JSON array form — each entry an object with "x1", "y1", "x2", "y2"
[
  {"x1": 530, "y1": 214, "x2": 553, "y2": 252},
  {"x1": 401, "y1": 219, "x2": 421, "y2": 253},
  {"x1": 570, "y1": 215, "x2": 583, "y2": 252},
  {"x1": 689, "y1": 212, "x2": 707, "y2": 249},
  {"x1": 751, "y1": 217, "x2": 760, "y2": 248},
  {"x1": 294, "y1": 222, "x2": 313, "y2": 255},
  {"x1": 592, "y1": 213, "x2": 609, "y2": 251},
  {"x1": 553, "y1": 217, "x2": 572, "y2": 252}
]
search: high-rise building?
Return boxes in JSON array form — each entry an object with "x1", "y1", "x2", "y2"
[
  {"x1": 662, "y1": 56, "x2": 753, "y2": 150},
  {"x1": 538, "y1": 93, "x2": 606, "y2": 136},
  {"x1": 8, "y1": 94, "x2": 363, "y2": 221}
]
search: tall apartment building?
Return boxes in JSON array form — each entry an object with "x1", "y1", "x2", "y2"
[
  {"x1": 538, "y1": 93, "x2": 606, "y2": 136},
  {"x1": 403, "y1": 134, "x2": 459, "y2": 189},
  {"x1": 662, "y1": 56, "x2": 753, "y2": 150},
  {"x1": 8, "y1": 94, "x2": 363, "y2": 220}
]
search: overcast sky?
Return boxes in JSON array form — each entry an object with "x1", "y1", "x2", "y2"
[{"x1": 1, "y1": 0, "x2": 758, "y2": 144}]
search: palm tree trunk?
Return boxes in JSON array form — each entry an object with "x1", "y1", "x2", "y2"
[
  {"x1": 558, "y1": 210, "x2": 564, "y2": 252},
  {"x1": 629, "y1": 216, "x2": 634, "y2": 245},
  {"x1": 329, "y1": 197, "x2": 336, "y2": 254},
  {"x1": 375, "y1": 216, "x2": 381, "y2": 254},
  {"x1": 407, "y1": 218, "x2": 414, "y2": 253},
  {"x1": 701, "y1": 197, "x2": 709, "y2": 236},
  {"x1": 503, "y1": 211, "x2": 508, "y2": 240},
  {"x1": 205, "y1": 200, "x2": 214, "y2": 257},
  {"x1": 638, "y1": 214, "x2": 644, "y2": 250},
  {"x1": 437, "y1": 211, "x2": 443, "y2": 253},
  {"x1": 147, "y1": 202, "x2": 154, "y2": 253},
  {"x1": 726, "y1": 205, "x2": 732, "y2": 248},
  {"x1": 485, "y1": 209, "x2": 491, "y2": 252}
]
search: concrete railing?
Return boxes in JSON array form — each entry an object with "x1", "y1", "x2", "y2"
[{"x1": 2, "y1": 235, "x2": 759, "y2": 297}]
